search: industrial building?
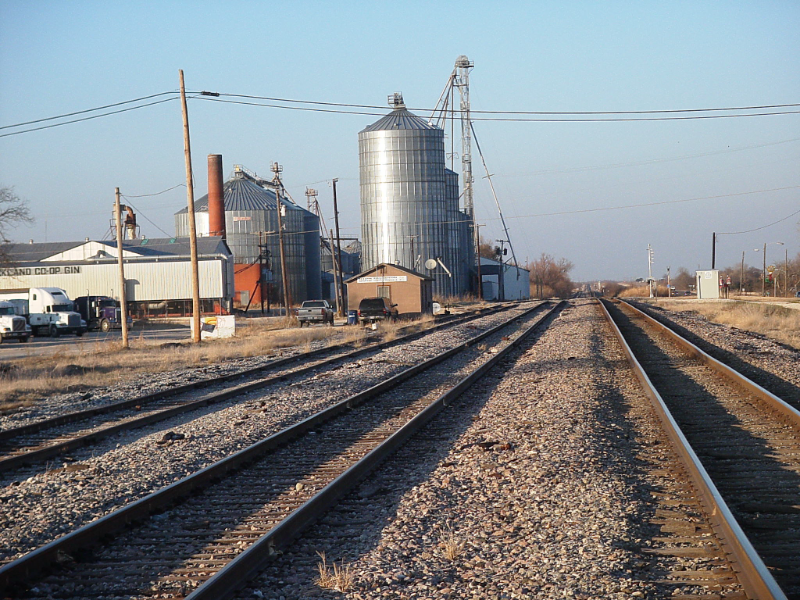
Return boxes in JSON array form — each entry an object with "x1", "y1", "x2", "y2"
[
  {"x1": 480, "y1": 257, "x2": 531, "y2": 301},
  {"x1": 0, "y1": 237, "x2": 234, "y2": 316},
  {"x1": 175, "y1": 160, "x2": 321, "y2": 308},
  {"x1": 358, "y1": 93, "x2": 472, "y2": 298}
]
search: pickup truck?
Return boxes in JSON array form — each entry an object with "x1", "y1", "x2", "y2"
[
  {"x1": 357, "y1": 297, "x2": 399, "y2": 324},
  {"x1": 297, "y1": 300, "x2": 335, "y2": 326}
]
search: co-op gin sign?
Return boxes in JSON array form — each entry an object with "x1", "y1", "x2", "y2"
[{"x1": 0, "y1": 266, "x2": 82, "y2": 277}]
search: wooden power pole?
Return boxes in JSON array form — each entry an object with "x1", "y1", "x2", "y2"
[
  {"x1": 179, "y1": 69, "x2": 201, "y2": 342},
  {"x1": 114, "y1": 188, "x2": 129, "y2": 348},
  {"x1": 332, "y1": 178, "x2": 345, "y2": 316},
  {"x1": 272, "y1": 163, "x2": 292, "y2": 316}
]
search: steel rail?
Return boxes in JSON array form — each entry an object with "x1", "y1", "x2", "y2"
[
  {"x1": 0, "y1": 305, "x2": 504, "y2": 443},
  {"x1": 619, "y1": 299, "x2": 800, "y2": 423},
  {"x1": 186, "y1": 300, "x2": 563, "y2": 600},
  {"x1": 0, "y1": 304, "x2": 516, "y2": 472},
  {"x1": 597, "y1": 299, "x2": 787, "y2": 600},
  {"x1": 0, "y1": 302, "x2": 550, "y2": 591}
]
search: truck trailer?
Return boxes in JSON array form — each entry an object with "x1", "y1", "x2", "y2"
[{"x1": 0, "y1": 287, "x2": 87, "y2": 337}]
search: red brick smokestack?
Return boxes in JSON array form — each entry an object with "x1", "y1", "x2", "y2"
[{"x1": 207, "y1": 154, "x2": 226, "y2": 240}]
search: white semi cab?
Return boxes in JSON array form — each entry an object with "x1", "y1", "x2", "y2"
[
  {"x1": 0, "y1": 301, "x2": 31, "y2": 343},
  {"x1": 0, "y1": 287, "x2": 87, "y2": 338}
]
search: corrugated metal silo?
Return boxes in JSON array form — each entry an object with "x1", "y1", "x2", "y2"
[
  {"x1": 175, "y1": 168, "x2": 320, "y2": 304},
  {"x1": 359, "y1": 94, "x2": 455, "y2": 297}
]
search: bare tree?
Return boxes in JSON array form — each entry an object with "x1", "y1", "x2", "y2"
[
  {"x1": 0, "y1": 186, "x2": 33, "y2": 265},
  {"x1": 527, "y1": 253, "x2": 574, "y2": 299}
]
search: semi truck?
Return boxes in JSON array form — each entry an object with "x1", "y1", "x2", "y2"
[
  {"x1": 0, "y1": 287, "x2": 87, "y2": 337},
  {"x1": 73, "y1": 295, "x2": 126, "y2": 332},
  {"x1": 0, "y1": 301, "x2": 32, "y2": 343}
]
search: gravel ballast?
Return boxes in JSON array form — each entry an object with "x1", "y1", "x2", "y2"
[
  {"x1": 0, "y1": 306, "x2": 536, "y2": 564},
  {"x1": 238, "y1": 299, "x2": 744, "y2": 599}
]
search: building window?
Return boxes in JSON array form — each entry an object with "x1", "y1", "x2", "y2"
[{"x1": 377, "y1": 285, "x2": 390, "y2": 299}]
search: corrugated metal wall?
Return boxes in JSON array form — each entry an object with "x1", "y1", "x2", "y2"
[{"x1": 0, "y1": 259, "x2": 232, "y2": 302}]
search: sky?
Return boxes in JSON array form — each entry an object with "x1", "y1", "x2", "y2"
[{"x1": 1, "y1": 1, "x2": 798, "y2": 283}]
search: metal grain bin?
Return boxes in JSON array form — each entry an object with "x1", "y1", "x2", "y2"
[
  {"x1": 175, "y1": 168, "x2": 320, "y2": 304},
  {"x1": 358, "y1": 94, "x2": 456, "y2": 297}
]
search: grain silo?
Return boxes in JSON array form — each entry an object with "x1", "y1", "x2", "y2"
[
  {"x1": 359, "y1": 93, "x2": 466, "y2": 298},
  {"x1": 175, "y1": 164, "x2": 321, "y2": 306}
]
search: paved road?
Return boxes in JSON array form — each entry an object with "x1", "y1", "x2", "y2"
[{"x1": 0, "y1": 326, "x2": 191, "y2": 361}]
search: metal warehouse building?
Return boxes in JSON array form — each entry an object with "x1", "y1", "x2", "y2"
[
  {"x1": 175, "y1": 164, "x2": 321, "y2": 307},
  {"x1": 0, "y1": 237, "x2": 234, "y2": 317}
]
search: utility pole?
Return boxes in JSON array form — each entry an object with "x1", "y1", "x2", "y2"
[
  {"x1": 667, "y1": 266, "x2": 671, "y2": 298},
  {"x1": 258, "y1": 231, "x2": 270, "y2": 315},
  {"x1": 332, "y1": 179, "x2": 345, "y2": 317},
  {"x1": 271, "y1": 162, "x2": 292, "y2": 316},
  {"x1": 711, "y1": 232, "x2": 716, "y2": 270},
  {"x1": 114, "y1": 188, "x2": 129, "y2": 348},
  {"x1": 179, "y1": 69, "x2": 201, "y2": 343},
  {"x1": 330, "y1": 228, "x2": 344, "y2": 315},
  {"x1": 740, "y1": 251, "x2": 745, "y2": 294},
  {"x1": 785, "y1": 248, "x2": 789, "y2": 298}
]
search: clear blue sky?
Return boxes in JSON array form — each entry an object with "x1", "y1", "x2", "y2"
[{"x1": 1, "y1": 0, "x2": 798, "y2": 282}]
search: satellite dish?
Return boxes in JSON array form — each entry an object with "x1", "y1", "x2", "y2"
[{"x1": 424, "y1": 258, "x2": 437, "y2": 270}]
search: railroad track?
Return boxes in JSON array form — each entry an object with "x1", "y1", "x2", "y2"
[
  {"x1": 0, "y1": 302, "x2": 560, "y2": 598},
  {"x1": 601, "y1": 299, "x2": 800, "y2": 599},
  {"x1": 0, "y1": 304, "x2": 515, "y2": 475}
]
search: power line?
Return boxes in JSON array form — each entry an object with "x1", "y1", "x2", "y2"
[
  {"x1": 194, "y1": 95, "x2": 800, "y2": 122},
  {"x1": 717, "y1": 206, "x2": 800, "y2": 235},
  {"x1": 0, "y1": 92, "x2": 178, "y2": 130},
  {"x1": 0, "y1": 96, "x2": 180, "y2": 138},
  {"x1": 121, "y1": 183, "x2": 185, "y2": 198},
  {"x1": 119, "y1": 197, "x2": 174, "y2": 238},
  {"x1": 206, "y1": 92, "x2": 800, "y2": 116}
]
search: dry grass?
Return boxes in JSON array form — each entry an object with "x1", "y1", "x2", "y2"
[
  {"x1": 315, "y1": 551, "x2": 354, "y2": 592},
  {"x1": 653, "y1": 300, "x2": 800, "y2": 349},
  {"x1": 438, "y1": 524, "x2": 463, "y2": 561},
  {"x1": 617, "y1": 285, "x2": 672, "y2": 298},
  {"x1": 0, "y1": 318, "x2": 360, "y2": 415}
]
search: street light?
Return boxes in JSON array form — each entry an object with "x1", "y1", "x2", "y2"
[{"x1": 754, "y1": 242, "x2": 784, "y2": 296}]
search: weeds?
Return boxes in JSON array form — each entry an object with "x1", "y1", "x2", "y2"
[
  {"x1": 438, "y1": 524, "x2": 463, "y2": 561},
  {"x1": 315, "y1": 551, "x2": 354, "y2": 592}
]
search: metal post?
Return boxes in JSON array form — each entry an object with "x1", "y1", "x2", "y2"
[
  {"x1": 332, "y1": 179, "x2": 345, "y2": 317},
  {"x1": 179, "y1": 69, "x2": 201, "y2": 343},
  {"x1": 114, "y1": 188, "x2": 129, "y2": 348},
  {"x1": 475, "y1": 223, "x2": 483, "y2": 300},
  {"x1": 762, "y1": 243, "x2": 766, "y2": 296}
]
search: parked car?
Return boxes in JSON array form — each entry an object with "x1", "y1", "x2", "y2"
[
  {"x1": 297, "y1": 300, "x2": 335, "y2": 326},
  {"x1": 357, "y1": 297, "x2": 399, "y2": 324}
]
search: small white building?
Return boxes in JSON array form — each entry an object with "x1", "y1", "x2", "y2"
[
  {"x1": 695, "y1": 269, "x2": 720, "y2": 299},
  {"x1": 479, "y1": 258, "x2": 530, "y2": 301}
]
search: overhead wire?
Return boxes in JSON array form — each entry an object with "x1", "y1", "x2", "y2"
[
  {"x1": 717, "y1": 206, "x2": 800, "y2": 235},
  {"x1": 193, "y1": 95, "x2": 800, "y2": 122},
  {"x1": 0, "y1": 96, "x2": 180, "y2": 138},
  {"x1": 0, "y1": 92, "x2": 179, "y2": 130}
]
